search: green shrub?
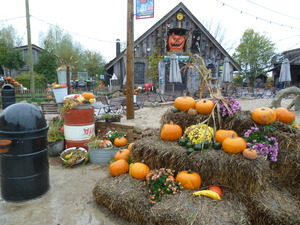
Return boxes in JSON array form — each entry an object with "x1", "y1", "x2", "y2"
[{"x1": 15, "y1": 72, "x2": 47, "y2": 89}]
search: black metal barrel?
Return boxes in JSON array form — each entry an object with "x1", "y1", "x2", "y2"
[
  {"x1": 0, "y1": 103, "x2": 49, "y2": 202},
  {"x1": 1, "y1": 84, "x2": 16, "y2": 109}
]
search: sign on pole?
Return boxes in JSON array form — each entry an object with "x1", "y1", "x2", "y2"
[
  {"x1": 136, "y1": 0, "x2": 154, "y2": 19},
  {"x1": 111, "y1": 73, "x2": 118, "y2": 80}
]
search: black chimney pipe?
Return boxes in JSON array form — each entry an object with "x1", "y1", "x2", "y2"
[{"x1": 116, "y1": 39, "x2": 120, "y2": 56}]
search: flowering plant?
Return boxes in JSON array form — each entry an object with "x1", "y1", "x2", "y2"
[
  {"x1": 243, "y1": 126, "x2": 279, "y2": 162},
  {"x1": 146, "y1": 168, "x2": 183, "y2": 203},
  {"x1": 51, "y1": 82, "x2": 67, "y2": 88},
  {"x1": 212, "y1": 96, "x2": 241, "y2": 117},
  {"x1": 104, "y1": 130, "x2": 126, "y2": 143}
]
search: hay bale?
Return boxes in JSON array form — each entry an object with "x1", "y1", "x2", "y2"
[
  {"x1": 93, "y1": 174, "x2": 250, "y2": 225},
  {"x1": 243, "y1": 183, "x2": 300, "y2": 225},
  {"x1": 131, "y1": 131, "x2": 270, "y2": 194}
]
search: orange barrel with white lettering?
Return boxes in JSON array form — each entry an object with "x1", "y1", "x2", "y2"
[{"x1": 63, "y1": 108, "x2": 95, "y2": 150}]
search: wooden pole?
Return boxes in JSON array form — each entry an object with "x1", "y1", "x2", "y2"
[
  {"x1": 25, "y1": 0, "x2": 35, "y2": 98},
  {"x1": 66, "y1": 66, "x2": 71, "y2": 95},
  {"x1": 126, "y1": 0, "x2": 134, "y2": 119}
]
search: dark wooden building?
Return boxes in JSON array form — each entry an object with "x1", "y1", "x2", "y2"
[
  {"x1": 105, "y1": 2, "x2": 240, "y2": 93},
  {"x1": 271, "y1": 48, "x2": 300, "y2": 87}
]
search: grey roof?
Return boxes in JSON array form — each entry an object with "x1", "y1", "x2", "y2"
[{"x1": 106, "y1": 2, "x2": 241, "y2": 71}]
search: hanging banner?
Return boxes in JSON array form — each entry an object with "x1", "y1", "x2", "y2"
[{"x1": 136, "y1": 0, "x2": 154, "y2": 19}]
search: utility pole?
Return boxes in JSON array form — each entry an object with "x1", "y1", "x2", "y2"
[
  {"x1": 25, "y1": 0, "x2": 35, "y2": 98},
  {"x1": 126, "y1": 0, "x2": 134, "y2": 119}
]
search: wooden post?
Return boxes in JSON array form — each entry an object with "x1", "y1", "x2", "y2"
[
  {"x1": 25, "y1": 0, "x2": 35, "y2": 98},
  {"x1": 126, "y1": 0, "x2": 134, "y2": 119},
  {"x1": 67, "y1": 66, "x2": 71, "y2": 95}
]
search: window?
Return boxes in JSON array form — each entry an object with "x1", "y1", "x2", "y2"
[{"x1": 134, "y1": 62, "x2": 145, "y2": 84}]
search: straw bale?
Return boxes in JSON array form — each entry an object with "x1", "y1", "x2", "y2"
[
  {"x1": 242, "y1": 183, "x2": 300, "y2": 225},
  {"x1": 131, "y1": 131, "x2": 270, "y2": 194},
  {"x1": 93, "y1": 174, "x2": 250, "y2": 225}
]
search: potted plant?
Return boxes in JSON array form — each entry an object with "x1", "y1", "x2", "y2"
[
  {"x1": 47, "y1": 116, "x2": 65, "y2": 157},
  {"x1": 86, "y1": 135, "x2": 120, "y2": 165},
  {"x1": 98, "y1": 113, "x2": 122, "y2": 123}
]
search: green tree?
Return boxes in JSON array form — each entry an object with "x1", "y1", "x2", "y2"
[
  {"x1": 232, "y1": 29, "x2": 276, "y2": 86},
  {"x1": 34, "y1": 50, "x2": 59, "y2": 84},
  {"x1": 0, "y1": 25, "x2": 25, "y2": 74},
  {"x1": 82, "y1": 50, "x2": 106, "y2": 76},
  {"x1": 146, "y1": 47, "x2": 162, "y2": 90}
]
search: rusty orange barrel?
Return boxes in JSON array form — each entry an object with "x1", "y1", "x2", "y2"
[{"x1": 64, "y1": 108, "x2": 94, "y2": 150}]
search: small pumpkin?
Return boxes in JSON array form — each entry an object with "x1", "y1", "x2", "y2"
[
  {"x1": 160, "y1": 122, "x2": 183, "y2": 141},
  {"x1": 188, "y1": 108, "x2": 198, "y2": 116},
  {"x1": 242, "y1": 148, "x2": 258, "y2": 160},
  {"x1": 109, "y1": 159, "x2": 129, "y2": 176},
  {"x1": 114, "y1": 148, "x2": 130, "y2": 161},
  {"x1": 114, "y1": 137, "x2": 128, "y2": 147},
  {"x1": 174, "y1": 96, "x2": 196, "y2": 112},
  {"x1": 82, "y1": 92, "x2": 95, "y2": 100},
  {"x1": 222, "y1": 134, "x2": 246, "y2": 154},
  {"x1": 129, "y1": 162, "x2": 150, "y2": 180},
  {"x1": 208, "y1": 186, "x2": 223, "y2": 197},
  {"x1": 252, "y1": 107, "x2": 276, "y2": 125},
  {"x1": 215, "y1": 129, "x2": 238, "y2": 144},
  {"x1": 128, "y1": 142, "x2": 135, "y2": 151},
  {"x1": 274, "y1": 107, "x2": 295, "y2": 124},
  {"x1": 176, "y1": 170, "x2": 201, "y2": 190},
  {"x1": 195, "y1": 99, "x2": 214, "y2": 114}
]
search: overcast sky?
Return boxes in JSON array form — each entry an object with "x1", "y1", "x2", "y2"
[{"x1": 1, "y1": 0, "x2": 300, "y2": 62}]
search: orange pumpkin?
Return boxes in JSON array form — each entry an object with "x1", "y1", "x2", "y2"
[
  {"x1": 174, "y1": 96, "x2": 196, "y2": 112},
  {"x1": 109, "y1": 159, "x2": 129, "y2": 176},
  {"x1": 222, "y1": 134, "x2": 246, "y2": 154},
  {"x1": 195, "y1": 99, "x2": 215, "y2": 114},
  {"x1": 176, "y1": 170, "x2": 201, "y2": 190},
  {"x1": 114, "y1": 137, "x2": 128, "y2": 147},
  {"x1": 215, "y1": 129, "x2": 238, "y2": 144},
  {"x1": 128, "y1": 142, "x2": 134, "y2": 151},
  {"x1": 252, "y1": 107, "x2": 276, "y2": 125},
  {"x1": 114, "y1": 148, "x2": 130, "y2": 161},
  {"x1": 168, "y1": 34, "x2": 185, "y2": 51},
  {"x1": 242, "y1": 148, "x2": 258, "y2": 160},
  {"x1": 82, "y1": 92, "x2": 95, "y2": 100},
  {"x1": 274, "y1": 107, "x2": 295, "y2": 124},
  {"x1": 160, "y1": 122, "x2": 183, "y2": 141},
  {"x1": 129, "y1": 162, "x2": 150, "y2": 180}
]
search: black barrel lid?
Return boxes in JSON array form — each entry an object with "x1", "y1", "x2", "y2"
[{"x1": 0, "y1": 103, "x2": 47, "y2": 132}]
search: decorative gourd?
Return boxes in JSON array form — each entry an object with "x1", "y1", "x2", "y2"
[
  {"x1": 167, "y1": 34, "x2": 185, "y2": 51},
  {"x1": 208, "y1": 186, "x2": 223, "y2": 197},
  {"x1": 103, "y1": 140, "x2": 113, "y2": 148},
  {"x1": 242, "y1": 148, "x2": 258, "y2": 160},
  {"x1": 82, "y1": 92, "x2": 95, "y2": 100},
  {"x1": 114, "y1": 148, "x2": 130, "y2": 161},
  {"x1": 109, "y1": 159, "x2": 129, "y2": 176},
  {"x1": 160, "y1": 122, "x2": 183, "y2": 141},
  {"x1": 129, "y1": 162, "x2": 150, "y2": 180},
  {"x1": 215, "y1": 129, "x2": 238, "y2": 144},
  {"x1": 252, "y1": 107, "x2": 276, "y2": 125},
  {"x1": 174, "y1": 96, "x2": 196, "y2": 112},
  {"x1": 114, "y1": 137, "x2": 128, "y2": 147},
  {"x1": 222, "y1": 134, "x2": 246, "y2": 154},
  {"x1": 274, "y1": 107, "x2": 295, "y2": 124},
  {"x1": 175, "y1": 170, "x2": 201, "y2": 190},
  {"x1": 188, "y1": 108, "x2": 198, "y2": 116},
  {"x1": 195, "y1": 99, "x2": 214, "y2": 114}
]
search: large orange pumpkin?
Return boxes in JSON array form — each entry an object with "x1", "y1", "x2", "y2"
[
  {"x1": 109, "y1": 159, "x2": 129, "y2": 176},
  {"x1": 114, "y1": 148, "x2": 130, "y2": 161},
  {"x1": 176, "y1": 170, "x2": 201, "y2": 190},
  {"x1": 274, "y1": 107, "x2": 295, "y2": 124},
  {"x1": 82, "y1": 92, "x2": 95, "y2": 100},
  {"x1": 160, "y1": 122, "x2": 183, "y2": 141},
  {"x1": 174, "y1": 96, "x2": 196, "y2": 112},
  {"x1": 215, "y1": 129, "x2": 238, "y2": 144},
  {"x1": 222, "y1": 134, "x2": 246, "y2": 154},
  {"x1": 114, "y1": 137, "x2": 128, "y2": 147},
  {"x1": 168, "y1": 34, "x2": 185, "y2": 51},
  {"x1": 129, "y1": 162, "x2": 150, "y2": 180},
  {"x1": 252, "y1": 107, "x2": 276, "y2": 125},
  {"x1": 195, "y1": 99, "x2": 215, "y2": 114}
]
